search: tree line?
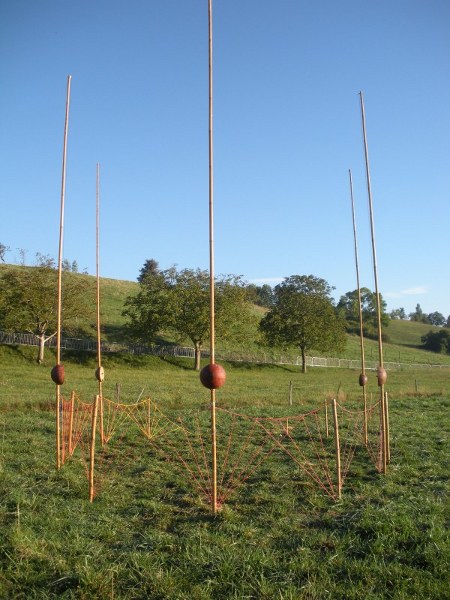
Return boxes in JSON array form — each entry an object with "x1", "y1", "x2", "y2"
[{"x1": 1, "y1": 251, "x2": 448, "y2": 368}]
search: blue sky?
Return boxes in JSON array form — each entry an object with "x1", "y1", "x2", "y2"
[{"x1": 1, "y1": 0, "x2": 449, "y2": 316}]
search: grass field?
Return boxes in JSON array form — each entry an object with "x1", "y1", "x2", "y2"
[{"x1": 0, "y1": 346, "x2": 449, "y2": 599}]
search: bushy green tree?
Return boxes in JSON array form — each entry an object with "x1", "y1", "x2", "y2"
[
  {"x1": 124, "y1": 267, "x2": 256, "y2": 370},
  {"x1": 337, "y1": 287, "x2": 389, "y2": 339},
  {"x1": 427, "y1": 311, "x2": 446, "y2": 327},
  {"x1": 390, "y1": 307, "x2": 406, "y2": 320},
  {"x1": 246, "y1": 283, "x2": 275, "y2": 308},
  {"x1": 0, "y1": 262, "x2": 93, "y2": 363},
  {"x1": 137, "y1": 259, "x2": 160, "y2": 283},
  {"x1": 421, "y1": 329, "x2": 450, "y2": 353},
  {"x1": 259, "y1": 275, "x2": 346, "y2": 373},
  {"x1": 409, "y1": 303, "x2": 429, "y2": 323}
]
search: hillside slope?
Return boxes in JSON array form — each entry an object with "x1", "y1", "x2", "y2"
[{"x1": 1, "y1": 264, "x2": 449, "y2": 365}]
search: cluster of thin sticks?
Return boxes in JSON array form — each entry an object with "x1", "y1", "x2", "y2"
[{"x1": 59, "y1": 394, "x2": 383, "y2": 506}]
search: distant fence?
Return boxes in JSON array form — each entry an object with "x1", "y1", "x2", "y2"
[{"x1": 1, "y1": 330, "x2": 449, "y2": 371}]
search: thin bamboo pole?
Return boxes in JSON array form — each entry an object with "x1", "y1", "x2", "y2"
[
  {"x1": 95, "y1": 163, "x2": 104, "y2": 446},
  {"x1": 359, "y1": 91, "x2": 387, "y2": 474},
  {"x1": 208, "y1": 0, "x2": 218, "y2": 515},
  {"x1": 89, "y1": 394, "x2": 100, "y2": 502},
  {"x1": 332, "y1": 398, "x2": 342, "y2": 500},
  {"x1": 56, "y1": 74, "x2": 71, "y2": 470},
  {"x1": 348, "y1": 169, "x2": 368, "y2": 445},
  {"x1": 68, "y1": 390, "x2": 75, "y2": 456},
  {"x1": 384, "y1": 391, "x2": 390, "y2": 463},
  {"x1": 325, "y1": 398, "x2": 329, "y2": 438}
]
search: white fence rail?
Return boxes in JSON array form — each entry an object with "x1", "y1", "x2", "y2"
[{"x1": 1, "y1": 330, "x2": 449, "y2": 371}]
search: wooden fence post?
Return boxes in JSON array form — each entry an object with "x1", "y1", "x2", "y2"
[{"x1": 332, "y1": 398, "x2": 342, "y2": 500}]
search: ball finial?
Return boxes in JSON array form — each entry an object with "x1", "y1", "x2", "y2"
[
  {"x1": 377, "y1": 367, "x2": 387, "y2": 386},
  {"x1": 359, "y1": 373, "x2": 368, "y2": 387},
  {"x1": 51, "y1": 364, "x2": 65, "y2": 385},
  {"x1": 95, "y1": 366, "x2": 105, "y2": 382},
  {"x1": 200, "y1": 363, "x2": 227, "y2": 390}
]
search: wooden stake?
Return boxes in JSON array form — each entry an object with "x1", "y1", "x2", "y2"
[
  {"x1": 56, "y1": 74, "x2": 72, "y2": 471},
  {"x1": 325, "y1": 398, "x2": 329, "y2": 438},
  {"x1": 332, "y1": 398, "x2": 342, "y2": 500},
  {"x1": 359, "y1": 91, "x2": 387, "y2": 473},
  {"x1": 89, "y1": 395, "x2": 100, "y2": 502},
  {"x1": 348, "y1": 168, "x2": 368, "y2": 445},
  {"x1": 68, "y1": 390, "x2": 75, "y2": 456},
  {"x1": 289, "y1": 381, "x2": 293, "y2": 406},
  {"x1": 384, "y1": 391, "x2": 390, "y2": 463}
]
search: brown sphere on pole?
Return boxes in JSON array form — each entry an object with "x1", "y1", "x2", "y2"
[
  {"x1": 359, "y1": 373, "x2": 368, "y2": 387},
  {"x1": 377, "y1": 367, "x2": 387, "y2": 386},
  {"x1": 95, "y1": 366, "x2": 105, "y2": 382},
  {"x1": 200, "y1": 363, "x2": 227, "y2": 390},
  {"x1": 51, "y1": 364, "x2": 65, "y2": 385}
]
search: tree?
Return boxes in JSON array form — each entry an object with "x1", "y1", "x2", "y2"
[
  {"x1": 138, "y1": 259, "x2": 160, "y2": 283},
  {"x1": 0, "y1": 243, "x2": 10, "y2": 262},
  {"x1": 123, "y1": 267, "x2": 175, "y2": 342},
  {"x1": 246, "y1": 284, "x2": 275, "y2": 308},
  {"x1": 446, "y1": 315, "x2": 450, "y2": 329},
  {"x1": 421, "y1": 329, "x2": 450, "y2": 353},
  {"x1": 427, "y1": 311, "x2": 446, "y2": 327},
  {"x1": 337, "y1": 287, "x2": 389, "y2": 339},
  {"x1": 390, "y1": 307, "x2": 406, "y2": 320},
  {"x1": 0, "y1": 263, "x2": 94, "y2": 363},
  {"x1": 124, "y1": 267, "x2": 256, "y2": 369},
  {"x1": 409, "y1": 303, "x2": 429, "y2": 323},
  {"x1": 259, "y1": 275, "x2": 346, "y2": 373}
]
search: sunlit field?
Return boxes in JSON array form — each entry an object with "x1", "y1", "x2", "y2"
[{"x1": 0, "y1": 346, "x2": 449, "y2": 598}]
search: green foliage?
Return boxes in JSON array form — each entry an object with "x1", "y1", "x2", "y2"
[
  {"x1": 260, "y1": 275, "x2": 346, "y2": 372},
  {"x1": 123, "y1": 267, "x2": 257, "y2": 368},
  {"x1": 421, "y1": 329, "x2": 450, "y2": 354},
  {"x1": 245, "y1": 283, "x2": 275, "y2": 307},
  {"x1": 427, "y1": 311, "x2": 446, "y2": 327},
  {"x1": 390, "y1": 307, "x2": 406, "y2": 320},
  {"x1": 337, "y1": 287, "x2": 389, "y2": 339},
  {"x1": 409, "y1": 303, "x2": 430, "y2": 324},
  {"x1": 0, "y1": 263, "x2": 94, "y2": 362},
  {"x1": 137, "y1": 258, "x2": 160, "y2": 283}
]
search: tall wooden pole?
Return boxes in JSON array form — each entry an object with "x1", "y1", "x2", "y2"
[
  {"x1": 56, "y1": 75, "x2": 71, "y2": 470},
  {"x1": 348, "y1": 169, "x2": 368, "y2": 445},
  {"x1": 359, "y1": 91, "x2": 387, "y2": 473},
  {"x1": 95, "y1": 163, "x2": 104, "y2": 445},
  {"x1": 208, "y1": 0, "x2": 218, "y2": 514}
]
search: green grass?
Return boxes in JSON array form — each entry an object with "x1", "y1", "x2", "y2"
[{"x1": 0, "y1": 348, "x2": 449, "y2": 598}]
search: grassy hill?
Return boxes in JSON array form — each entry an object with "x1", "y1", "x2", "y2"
[{"x1": 1, "y1": 263, "x2": 449, "y2": 366}]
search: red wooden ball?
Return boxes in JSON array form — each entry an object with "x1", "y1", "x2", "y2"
[
  {"x1": 377, "y1": 367, "x2": 387, "y2": 386},
  {"x1": 359, "y1": 373, "x2": 368, "y2": 387},
  {"x1": 200, "y1": 363, "x2": 227, "y2": 390},
  {"x1": 51, "y1": 364, "x2": 65, "y2": 385}
]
